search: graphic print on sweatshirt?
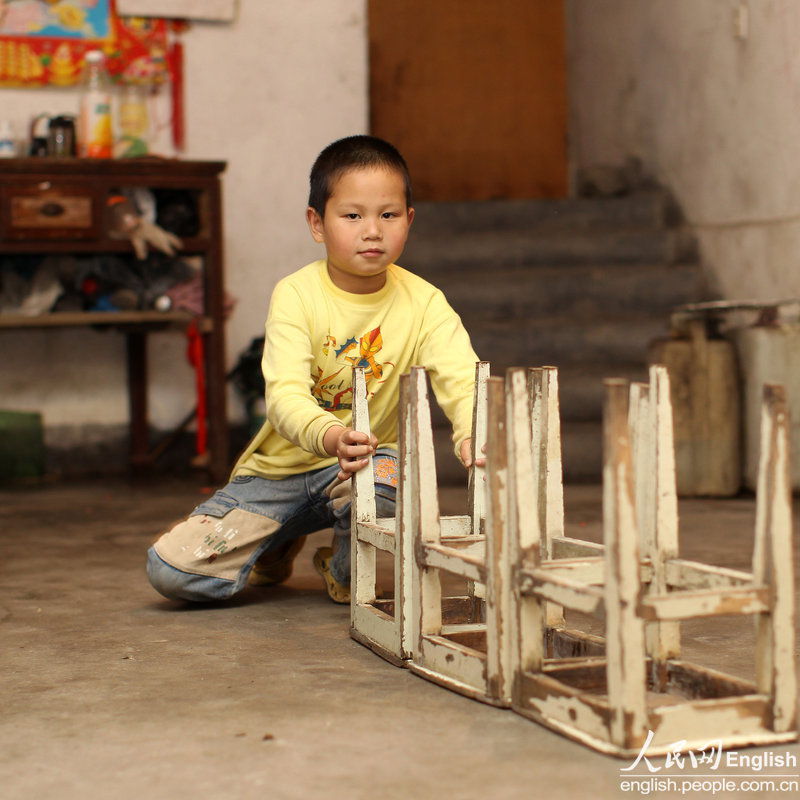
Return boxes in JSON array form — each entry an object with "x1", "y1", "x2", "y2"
[{"x1": 312, "y1": 326, "x2": 392, "y2": 410}]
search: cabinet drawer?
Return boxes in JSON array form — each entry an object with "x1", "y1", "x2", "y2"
[{"x1": 4, "y1": 182, "x2": 100, "y2": 240}]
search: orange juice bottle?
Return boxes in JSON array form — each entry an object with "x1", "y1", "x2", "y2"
[{"x1": 79, "y1": 50, "x2": 113, "y2": 158}]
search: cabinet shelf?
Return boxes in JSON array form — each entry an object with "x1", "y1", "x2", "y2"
[
  {"x1": 0, "y1": 237, "x2": 213, "y2": 256},
  {"x1": 0, "y1": 310, "x2": 210, "y2": 330},
  {"x1": 0, "y1": 158, "x2": 229, "y2": 482}
]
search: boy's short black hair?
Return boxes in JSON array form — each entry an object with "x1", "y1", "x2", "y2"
[{"x1": 308, "y1": 135, "x2": 413, "y2": 216}]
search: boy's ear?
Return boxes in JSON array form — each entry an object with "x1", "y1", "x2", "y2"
[
  {"x1": 306, "y1": 207, "x2": 325, "y2": 243},
  {"x1": 407, "y1": 206, "x2": 415, "y2": 226}
]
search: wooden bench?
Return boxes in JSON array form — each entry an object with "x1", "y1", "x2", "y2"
[
  {"x1": 509, "y1": 367, "x2": 797, "y2": 756},
  {"x1": 407, "y1": 366, "x2": 605, "y2": 705},
  {"x1": 349, "y1": 362, "x2": 490, "y2": 666}
]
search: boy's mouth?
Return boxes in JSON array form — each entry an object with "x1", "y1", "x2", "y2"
[{"x1": 358, "y1": 248, "x2": 385, "y2": 257}]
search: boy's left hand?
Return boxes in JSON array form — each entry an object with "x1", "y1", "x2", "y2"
[
  {"x1": 324, "y1": 425, "x2": 378, "y2": 481},
  {"x1": 460, "y1": 438, "x2": 486, "y2": 470}
]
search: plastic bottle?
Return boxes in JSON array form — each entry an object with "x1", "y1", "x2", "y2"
[
  {"x1": 115, "y1": 84, "x2": 150, "y2": 157},
  {"x1": 0, "y1": 120, "x2": 16, "y2": 157},
  {"x1": 79, "y1": 50, "x2": 113, "y2": 158}
]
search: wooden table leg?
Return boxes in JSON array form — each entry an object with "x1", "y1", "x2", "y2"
[{"x1": 126, "y1": 330, "x2": 149, "y2": 474}]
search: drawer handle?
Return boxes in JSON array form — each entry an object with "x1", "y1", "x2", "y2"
[{"x1": 40, "y1": 202, "x2": 65, "y2": 217}]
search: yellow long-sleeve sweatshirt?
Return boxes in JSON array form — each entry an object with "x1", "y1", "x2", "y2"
[{"x1": 233, "y1": 259, "x2": 479, "y2": 479}]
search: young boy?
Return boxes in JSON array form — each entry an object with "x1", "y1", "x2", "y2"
[{"x1": 147, "y1": 135, "x2": 480, "y2": 604}]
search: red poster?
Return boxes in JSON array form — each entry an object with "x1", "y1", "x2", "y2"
[{"x1": 0, "y1": 0, "x2": 171, "y2": 87}]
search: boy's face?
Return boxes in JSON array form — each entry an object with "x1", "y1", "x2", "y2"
[{"x1": 306, "y1": 167, "x2": 414, "y2": 294}]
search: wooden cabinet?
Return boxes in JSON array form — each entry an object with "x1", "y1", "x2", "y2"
[{"x1": 0, "y1": 157, "x2": 229, "y2": 483}]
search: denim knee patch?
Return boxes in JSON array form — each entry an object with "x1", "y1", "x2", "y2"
[{"x1": 146, "y1": 547, "x2": 237, "y2": 602}]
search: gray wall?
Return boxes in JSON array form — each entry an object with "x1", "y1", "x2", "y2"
[{"x1": 567, "y1": 0, "x2": 800, "y2": 301}]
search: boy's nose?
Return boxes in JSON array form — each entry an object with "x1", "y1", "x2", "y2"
[{"x1": 363, "y1": 220, "x2": 382, "y2": 239}]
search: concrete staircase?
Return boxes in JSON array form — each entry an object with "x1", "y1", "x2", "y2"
[{"x1": 401, "y1": 190, "x2": 709, "y2": 483}]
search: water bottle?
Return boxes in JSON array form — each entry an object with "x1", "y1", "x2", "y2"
[
  {"x1": 0, "y1": 120, "x2": 16, "y2": 158},
  {"x1": 79, "y1": 50, "x2": 113, "y2": 158}
]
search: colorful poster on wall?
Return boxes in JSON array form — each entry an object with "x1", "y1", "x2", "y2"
[{"x1": 0, "y1": 0, "x2": 170, "y2": 87}]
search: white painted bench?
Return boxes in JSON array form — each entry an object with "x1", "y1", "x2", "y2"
[
  {"x1": 407, "y1": 365, "x2": 605, "y2": 705},
  {"x1": 349, "y1": 362, "x2": 490, "y2": 666},
  {"x1": 408, "y1": 374, "x2": 510, "y2": 705},
  {"x1": 510, "y1": 366, "x2": 798, "y2": 757}
]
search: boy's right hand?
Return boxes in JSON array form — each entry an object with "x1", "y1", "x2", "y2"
[{"x1": 323, "y1": 425, "x2": 378, "y2": 481}]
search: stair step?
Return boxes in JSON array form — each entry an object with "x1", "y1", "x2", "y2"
[
  {"x1": 433, "y1": 419, "x2": 603, "y2": 486},
  {"x1": 411, "y1": 190, "x2": 699, "y2": 483},
  {"x1": 411, "y1": 191, "x2": 674, "y2": 235},
  {"x1": 552, "y1": 362, "x2": 649, "y2": 421},
  {"x1": 462, "y1": 313, "x2": 670, "y2": 368},
  {"x1": 404, "y1": 227, "x2": 691, "y2": 271},
  {"x1": 433, "y1": 262, "x2": 706, "y2": 318},
  {"x1": 429, "y1": 361, "x2": 647, "y2": 427},
  {"x1": 561, "y1": 420, "x2": 604, "y2": 482}
]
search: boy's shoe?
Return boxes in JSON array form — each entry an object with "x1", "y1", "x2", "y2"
[
  {"x1": 249, "y1": 536, "x2": 306, "y2": 586},
  {"x1": 312, "y1": 546, "x2": 350, "y2": 604}
]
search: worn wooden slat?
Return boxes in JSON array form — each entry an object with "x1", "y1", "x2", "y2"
[
  {"x1": 530, "y1": 557, "x2": 653, "y2": 586},
  {"x1": 628, "y1": 381, "x2": 650, "y2": 546},
  {"x1": 603, "y1": 378, "x2": 649, "y2": 751},
  {"x1": 468, "y1": 361, "x2": 491, "y2": 536},
  {"x1": 539, "y1": 367, "x2": 565, "y2": 549},
  {"x1": 630, "y1": 379, "x2": 659, "y2": 670},
  {"x1": 351, "y1": 366, "x2": 377, "y2": 607},
  {"x1": 439, "y1": 517, "x2": 474, "y2": 537},
  {"x1": 521, "y1": 674, "x2": 795, "y2": 758},
  {"x1": 647, "y1": 365, "x2": 681, "y2": 670},
  {"x1": 665, "y1": 559, "x2": 752, "y2": 589},
  {"x1": 649, "y1": 695, "x2": 777, "y2": 751},
  {"x1": 550, "y1": 537, "x2": 605, "y2": 559},
  {"x1": 524, "y1": 571, "x2": 604, "y2": 615},
  {"x1": 395, "y1": 373, "x2": 414, "y2": 658},
  {"x1": 639, "y1": 586, "x2": 770, "y2": 621},
  {"x1": 356, "y1": 522, "x2": 396, "y2": 553},
  {"x1": 417, "y1": 636, "x2": 487, "y2": 690},
  {"x1": 534, "y1": 557, "x2": 605, "y2": 584},
  {"x1": 351, "y1": 603, "x2": 400, "y2": 657},
  {"x1": 753, "y1": 384, "x2": 798, "y2": 733},
  {"x1": 542, "y1": 655, "x2": 608, "y2": 671},
  {"x1": 411, "y1": 367, "x2": 443, "y2": 640},
  {"x1": 630, "y1": 369, "x2": 681, "y2": 683},
  {"x1": 418, "y1": 542, "x2": 486, "y2": 583},
  {"x1": 517, "y1": 671, "x2": 611, "y2": 743},
  {"x1": 547, "y1": 628, "x2": 606, "y2": 660},
  {"x1": 485, "y1": 376, "x2": 512, "y2": 703},
  {"x1": 432, "y1": 535, "x2": 486, "y2": 554},
  {"x1": 666, "y1": 660, "x2": 758, "y2": 699},
  {"x1": 529, "y1": 366, "x2": 566, "y2": 628},
  {"x1": 506, "y1": 368, "x2": 545, "y2": 684},
  {"x1": 440, "y1": 622, "x2": 487, "y2": 636},
  {"x1": 351, "y1": 366, "x2": 376, "y2": 524}
]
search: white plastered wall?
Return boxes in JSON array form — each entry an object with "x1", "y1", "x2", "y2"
[
  {"x1": 1, "y1": 2, "x2": 367, "y2": 436},
  {"x1": 566, "y1": 0, "x2": 800, "y2": 302}
]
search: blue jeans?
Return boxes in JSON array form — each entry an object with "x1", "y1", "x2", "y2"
[{"x1": 147, "y1": 452, "x2": 397, "y2": 602}]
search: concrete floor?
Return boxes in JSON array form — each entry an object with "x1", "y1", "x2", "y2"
[{"x1": 1, "y1": 478, "x2": 798, "y2": 800}]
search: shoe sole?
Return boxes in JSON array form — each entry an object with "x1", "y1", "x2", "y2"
[{"x1": 313, "y1": 547, "x2": 351, "y2": 604}]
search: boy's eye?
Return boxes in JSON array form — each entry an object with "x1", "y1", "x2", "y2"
[
  {"x1": 381, "y1": 212, "x2": 399, "y2": 219},
  {"x1": 344, "y1": 213, "x2": 360, "y2": 220}
]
